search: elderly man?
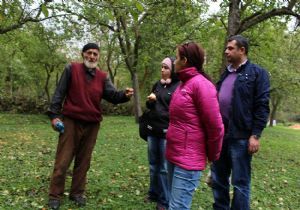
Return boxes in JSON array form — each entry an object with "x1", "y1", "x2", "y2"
[
  {"x1": 212, "y1": 35, "x2": 270, "y2": 210},
  {"x1": 47, "y1": 43, "x2": 134, "y2": 209}
]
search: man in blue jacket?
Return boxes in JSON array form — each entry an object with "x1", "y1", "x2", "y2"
[{"x1": 211, "y1": 35, "x2": 270, "y2": 210}]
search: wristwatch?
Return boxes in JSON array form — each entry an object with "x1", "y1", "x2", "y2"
[{"x1": 251, "y1": 135, "x2": 260, "y2": 140}]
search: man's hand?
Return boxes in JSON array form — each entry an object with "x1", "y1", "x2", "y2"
[
  {"x1": 248, "y1": 135, "x2": 260, "y2": 154},
  {"x1": 51, "y1": 118, "x2": 62, "y2": 131},
  {"x1": 125, "y1": 88, "x2": 134, "y2": 98}
]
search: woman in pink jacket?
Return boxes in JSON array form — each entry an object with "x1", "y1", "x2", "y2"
[{"x1": 166, "y1": 42, "x2": 224, "y2": 209}]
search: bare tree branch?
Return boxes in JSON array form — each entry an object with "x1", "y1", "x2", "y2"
[
  {"x1": 287, "y1": 0, "x2": 297, "y2": 10},
  {"x1": 0, "y1": 14, "x2": 68, "y2": 34},
  {"x1": 113, "y1": 9, "x2": 133, "y2": 75},
  {"x1": 240, "y1": 0, "x2": 252, "y2": 13},
  {"x1": 0, "y1": 0, "x2": 60, "y2": 34},
  {"x1": 238, "y1": 7, "x2": 300, "y2": 33}
]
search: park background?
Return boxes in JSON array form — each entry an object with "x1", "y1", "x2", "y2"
[{"x1": 0, "y1": 0, "x2": 299, "y2": 209}]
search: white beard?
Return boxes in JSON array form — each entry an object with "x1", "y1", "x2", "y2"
[{"x1": 84, "y1": 59, "x2": 98, "y2": 69}]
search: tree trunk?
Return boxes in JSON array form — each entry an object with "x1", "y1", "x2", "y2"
[
  {"x1": 219, "y1": 38, "x2": 229, "y2": 74},
  {"x1": 44, "y1": 65, "x2": 54, "y2": 103},
  {"x1": 8, "y1": 65, "x2": 13, "y2": 99},
  {"x1": 132, "y1": 72, "x2": 142, "y2": 123},
  {"x1": 227, "y1": 0, "x2": 241, "y2": 37},
  {"x1": 6, "y1": 50, "x2": 17, "y2": 99},
  {"x1": 106, "y1": 49, "x2": 115, "y2": 84},
  {"x1": 269, "y1": 107, "x2": 275, "y2": 127},
  {"x1": 219, "y1": 0, "x2": 300, "y2": 75},
  {"x1": 269, "y1": 95, "x2": 281, "y2": 127},
  {"x1": 219, "y1": 0, "x2": 242, "y2": 75},
  {"x1": 44, "y1": 69, "x2": 51, "y2": 102}
]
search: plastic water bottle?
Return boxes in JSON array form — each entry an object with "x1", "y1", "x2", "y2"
[{"x1": 55, "y1": 121, "x2": 64, "y2": 134}]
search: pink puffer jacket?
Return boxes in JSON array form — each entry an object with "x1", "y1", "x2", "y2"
[{"x1": 166, "y1": 67, "x2": 224, "y2": 170}]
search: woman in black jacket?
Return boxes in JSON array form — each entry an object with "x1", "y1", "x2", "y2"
[{"x1": 145, "y1": 57, "x2": 179, "y2": 210}]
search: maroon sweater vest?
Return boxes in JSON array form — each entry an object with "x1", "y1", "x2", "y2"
[{"x1": 62, "y1": 63, "x2": 107, "y2": 122}]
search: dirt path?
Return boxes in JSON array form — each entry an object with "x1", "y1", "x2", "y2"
[{"x1": 289, "y1": 124, "x2": 300, "y2": 130}]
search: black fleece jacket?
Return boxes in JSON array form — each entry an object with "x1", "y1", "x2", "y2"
[{"x1": 146, "y1": 80, "x2": 180, "y2": 136}]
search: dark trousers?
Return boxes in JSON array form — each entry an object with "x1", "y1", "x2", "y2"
[
  {"x1": 49, "y1": 117, "x2": 100, "y2": 200},
  {"x1": 147, "y1": 135, "x2": 169, "y2": 208},
  {"x1": 211, "y1": 138, "x2": 252, "y2": 210}
]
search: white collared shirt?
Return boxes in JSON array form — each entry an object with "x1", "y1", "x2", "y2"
[{"x1": 227, "y1": 59, "x2": 248, "y2": 72}]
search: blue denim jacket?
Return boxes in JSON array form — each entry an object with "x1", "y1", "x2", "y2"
[{"x1": 217, "y1": 60, "x2": 270, "y2": 139}]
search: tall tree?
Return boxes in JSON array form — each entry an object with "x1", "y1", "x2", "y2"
[
  {"x1": 0, "y1": 0, "x2": 61, "y2": 34},
  {"x1": 216, "y1": 0, "x2": 300, "y2": 72},
  {"x1": 226, "y1": 0, "x2": 299, "y2": 36},
  {"x1": 245, "y1": 21, "x2": 300, "y2": 126},
  {"x1": 59, "y1": 0, "x2": 209, "y2": 121},
  {"x1": 0, "y1": 23, "x2": 67, "y2": 105},
  {"x1": 27, "y1": 24, "x2": 68, "y2": 102}
]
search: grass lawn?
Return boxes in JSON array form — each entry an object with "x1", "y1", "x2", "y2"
[{"x1": 0, "y1": 113, "x2": 299, "y2": 209}]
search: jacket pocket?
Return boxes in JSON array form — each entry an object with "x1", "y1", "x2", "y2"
[
  {"x1": 237, "y1": 74, "x2": 255, "y2": 100},
  {"x1": 186, "y1": 130, "x2": 206, "y2": 154},
  {"x1": 167, "y1": 125, "x2": 187, "y2": 155}
]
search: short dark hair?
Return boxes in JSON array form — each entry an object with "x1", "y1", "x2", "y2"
[{"x1": 228, "y1": 35, "x2": 249, "y2": 55}]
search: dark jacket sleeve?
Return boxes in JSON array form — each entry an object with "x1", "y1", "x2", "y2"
[
  {"x1": 102, "y1": 77, "x2": 130, "y2": 104},
  {"x1": 146, "y1": 82, "x2": 158, "y2": 109},
  {"x1": 47, "y1": 64, "x2": 71, "y2": 119},
  {"x1": 252, "y1": 68, "x2": 270, "y2": 137}
]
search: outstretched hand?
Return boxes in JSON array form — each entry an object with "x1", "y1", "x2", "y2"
[
  {"x1": 147, "y1": 93, "x2": 156, "y2": 101},
  {"x1": 125, "y1": 88, "x2": 134, "y2": 98}
]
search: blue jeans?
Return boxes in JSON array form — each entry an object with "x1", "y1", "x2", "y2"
[
  {"x1": 211, "y1": 138, "x2": 252, "y2": 210},
  {"x1": 168, "y1": 162, "x2": 202, "y2": 210},
  {"x1": 147, "y1": 136, "x2": 169, "y2": 208}
]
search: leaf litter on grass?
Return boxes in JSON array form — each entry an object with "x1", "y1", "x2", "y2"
[{"x1": 1, "y1": 114, "x2": 300, "y2": 209}]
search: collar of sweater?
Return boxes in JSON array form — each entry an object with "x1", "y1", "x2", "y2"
[
  {"x1": 83, "y1": 64, "x2": 96, "y2": 77},
  {"x1": 177, "y1": 67, "x2": 199, "y2": 82}
]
